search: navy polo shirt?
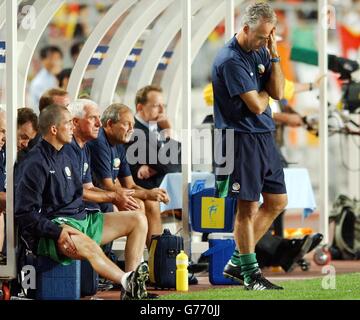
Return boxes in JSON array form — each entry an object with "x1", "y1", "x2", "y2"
[
  {"x1": 0, "y1": 148, "x2": 6, "y2": 192},
  {"x1": 15, "y1": 139, "x2": 86, "y2": 242},
  {"x1": 63, "y1": 138, "x2": 92, "y2": 184},
  {"x1": 88, "y1": 127, "x2": 131, "y2": 188},
  {"x1": 212, "y1": 36, "x2": 275, "y2": 133}
]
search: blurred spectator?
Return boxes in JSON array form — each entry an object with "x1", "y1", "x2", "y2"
[
  {"x1": 29, "y1": 46, "x2": 63, "y2": 109},
  {"x1": 70, "y1": 41, "x2": 84, "y2": 64},
  {"x1": 57, "y1": 68, "x2": 72, "y2": 90}
]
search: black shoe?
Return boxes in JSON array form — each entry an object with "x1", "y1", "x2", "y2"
[
  {"x1": 188, "y1": 262, "x2": 208, "y2": 274},
  {"x1": 223, "y1": 262, "x2": 244, "y2": 285},
  {"x1": 146, "y1": 292, "x2": 159, "y2": 299},
  {"x1": 97, "y1": 279, "x2": 114, "y2": 292},
  {"x1": 307, "y1": 233, "x2": 323, "y2": 253},
  {"x1": 280, "y1": 235, "x2": 313, "y2": 272},
  {"x1": 188, "y1": 273, "x2": 198, "y2": 285},
  {"x1": 121, "y1": 262, "x2": 149, "y2": 300},
  {"x1": 245, "y1": 270, "x2": 283, "y2": 290}
]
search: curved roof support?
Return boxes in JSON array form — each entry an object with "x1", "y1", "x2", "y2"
[
  {"x1": 17, "y1": 0, "x2": 65, "y2": 107},
  {"x1": 0, "y1": 0, "x2": 22, "y2": 30},
  {"x1": 123, "y1": 0, "x2": 210, "y2": 107},
  {"x1": 162, "y1": 0, "x2": 242, "y2": 130},
  {"x1": 67, "y1": 0, "x2": 137, "y2": 101},
  {"x1": 90, "y1": 0, "x2": 173, "y2": 109},
  {"x1": 161, "y1": 1, "x2": 225, "y2": 129}
]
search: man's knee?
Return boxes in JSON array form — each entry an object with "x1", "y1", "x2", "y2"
[
  {"x1": 136, "y1": 198, "x2": 145, "y2": 212},
  {"x1": 264, "y1": 195, "x2": 288, "y2": 214},
  {"x1": 236, "y1": 201, "x2": 258, "y2": 222},
  {"x1": 133, "y1": 211, "x2": 148, "y2": 233},
  {"x1": 71, "y1": 234, "x2": 100, "y2": 260}
]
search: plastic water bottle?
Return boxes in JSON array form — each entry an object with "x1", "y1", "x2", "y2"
[{"x1": 176, "y1": 250, "x2": 188, "y2": 292}]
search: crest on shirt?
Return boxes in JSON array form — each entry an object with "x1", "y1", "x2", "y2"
[
  {"x1": 257, "y1": 64, "x2": 265, "y2": 75},
  {"x1": 64, "y1": 166, "x2": 72, "y2": 177},
  {"x1": 232, "y1": 182, "x2": 241, "y2": 192},
  {"x1": 113, "y1": 158, "x2": 121, "y2": 168},
  {"x1": 83, "y1": 162, "x2": 89, "y2": 175}
]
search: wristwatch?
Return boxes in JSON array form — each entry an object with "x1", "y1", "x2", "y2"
[{"x1": 270, "y1": 56, "x2": 280, "y2": 63}]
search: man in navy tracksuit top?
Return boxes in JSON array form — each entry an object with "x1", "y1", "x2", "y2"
[
  {"x1": 15, "y1": 105, "x2": 150, "y2": 300},
  {"x1": 64, "y1": 99, "x2": 145, "y2": 269},
  {"x1": 212, "y1": 3, "x2": 288, "y2": 290},
  {"x1": 88, "y1": 103, "x2": 170, "y2": 248}
]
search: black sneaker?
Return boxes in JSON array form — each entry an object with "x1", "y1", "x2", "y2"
[
  {"x1": 280, "y1": 235, "x2": 313, "y2": 272},
  {"x1": 223, "y1": 262, "x2": 244, "y2": 285},
  {"x1": 121, "y1": 262, "x2": 149, "y2": 300},
  {"x1": 244, "y1": 270, "x2": 283, "y2": 290},
  {"x1": 307, "y1": 233, "x2": 323, "y2": 253}
]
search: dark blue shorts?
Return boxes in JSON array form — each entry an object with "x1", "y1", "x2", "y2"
[{"x1": 215, "y1": 131, "x2": 287, "y2": 201}]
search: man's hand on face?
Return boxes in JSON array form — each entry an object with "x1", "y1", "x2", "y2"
[{"x1": 267, "y1": 28, "x2": 279, "y2": 58}]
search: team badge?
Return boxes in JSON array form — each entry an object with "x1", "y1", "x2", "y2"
[
  {"x1": 65, "y1": 167, "x2": 72, "y2": 177},
  {"x1": 257, "y1": 64, "x2": 265, "y2": 74},
  {"x1": 113, "y1": 158, "x2": 120, "y2": 168},
  {"x1": 83, "y1": 162, "x2": 89, "y2": 174},
  {"x1": 232, "y1": 182, "x2": 240, "y2": 191}
]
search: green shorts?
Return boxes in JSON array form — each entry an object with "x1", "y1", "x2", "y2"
[{"x1": 37, "y1": 212, "x2": 104, "y2": 265}]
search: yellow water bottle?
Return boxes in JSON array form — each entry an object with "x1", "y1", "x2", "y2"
[{"x1": 176, "y1": 250, "x2": 188, "y2": 292}]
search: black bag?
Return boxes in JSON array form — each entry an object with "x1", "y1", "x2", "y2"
[
  {"x1": 330, "y1": 195, "x2": 360, "y2": 259},
  {"x1": 81, "y1": 260, "x2": 99, "y2": 297},
  {"x1": 148, "y1": 229, "x2": 184, "y2": 289}
]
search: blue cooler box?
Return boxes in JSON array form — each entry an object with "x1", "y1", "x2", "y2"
[
  {"x1": 190, "y1": 188, "x2": 236, "y2": 233},
  {"x1": 36, "y1": 256, "x2": 81, "y2": 300},
  {"x1": 202, "y1": 235, "x2": 240, "y2": 285}
]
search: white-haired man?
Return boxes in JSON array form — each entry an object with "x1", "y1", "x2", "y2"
[{"x1": 15, "y1": 104, "x2": 150, "y2": 300}]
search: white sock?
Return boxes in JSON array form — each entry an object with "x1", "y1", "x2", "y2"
[{"x1": 120, "y1": 271, "x2": 132, "y2": 291}]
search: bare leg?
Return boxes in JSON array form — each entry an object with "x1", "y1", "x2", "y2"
[
  {"x1": 101, "y1": 211, "x2": 147, "y2": 272},
  {"x1": 57, "y1": 229, "x2": 125, "y2": 284},
  {"x1": 234, "y1": 200, "x2": 259, "y2": 254},
  {"x1": 144, "y1": 200, "x2": 162, "y2": 248},
  {"x1": 253, "y1": 193, "x2": 288, "y2": 244}
]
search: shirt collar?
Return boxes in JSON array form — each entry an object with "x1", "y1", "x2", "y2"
[
  {"x1": 135, "y1": 113, "x2": 158, "y2": 132},
  {"x1": 40, "y1": 139, "x2": 63, "y2": 157}
]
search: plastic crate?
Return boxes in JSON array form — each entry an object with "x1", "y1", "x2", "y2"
[
  {"x1": 190, "y1": 188, "x2": 236, "y2": 233},
  {"x1": 35, "y1": 256, "x2": 81, "y2": 300},
  {"x1": 202, "y1": 234, "x2": 240, "y2": 285}
]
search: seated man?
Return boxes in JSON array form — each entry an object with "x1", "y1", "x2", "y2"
[
  {"x1": 88, "y1": 103, "x2": 170, "y2": 248},
  {"x1": 38, "y1": 88, "x2": 70, "y2": 113},
  {"x1": 65, "y1": 99, "x2": 140, "y2": 214},
  {"x1": 16, "y1": 108, "x2": 39, "y2": 153},
  {"x1": 15, "y1": 105, "x2": 150, "y2": 300},
  {"x1": 125, "y1": 85, "x2": 181, "y2": 189},
  {"x1": 17, "y1": 89, "x2": 71, "y2": 163}
]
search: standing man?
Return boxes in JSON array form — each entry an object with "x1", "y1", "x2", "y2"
[
  {"x1": 29, "y1": 46, "x2": 63, "y2": 109},
  {"x1": 212, "y1": 2, "x2": 287, "y2": 290}
]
